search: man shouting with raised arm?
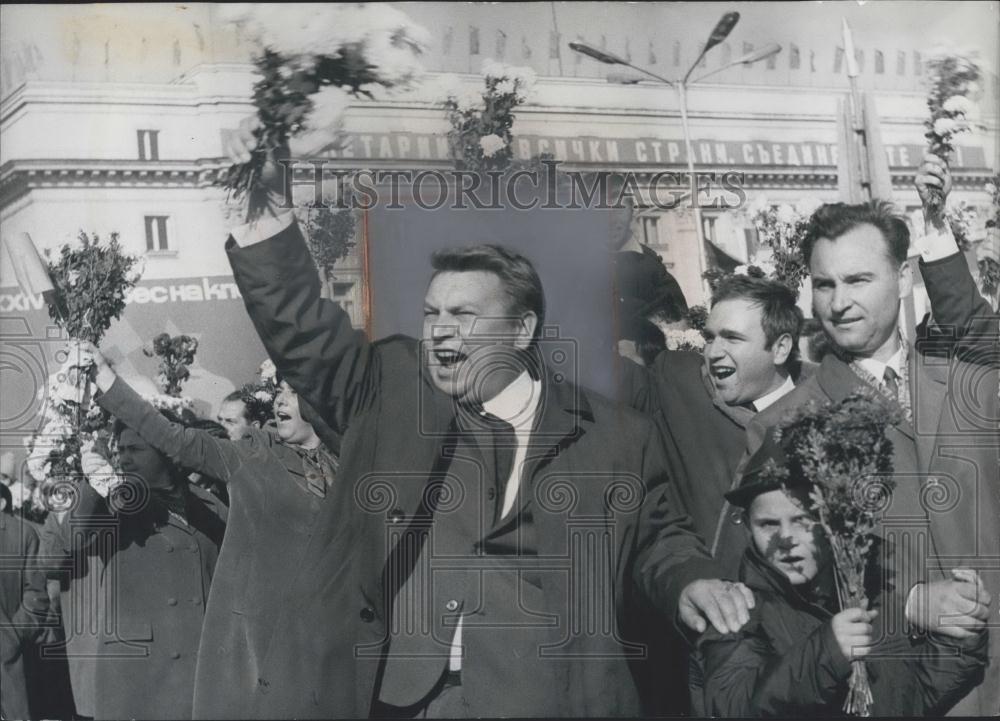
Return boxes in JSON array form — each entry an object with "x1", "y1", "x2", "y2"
[{"x1": 219, "y1": 119, "x2": 753, "y2": 718}]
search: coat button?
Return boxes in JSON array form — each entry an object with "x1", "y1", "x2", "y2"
[
  {"x1": 170, "y1": 652, "x2": 181, "y2": 660},
  {"x1": 167, "y1": 598, "x2": 178, "y2": 606},
  {"x1": 164, "y1": 544, "x2": 174, "y2": 553},
  {"x1": 189, "y1": 544, "x2": 198, "y2": 553},
  {"x1": 360, "y1": 607, "x2": 375, "y2": 623},
  {"x1": 388, "y1": 508, "x2": 405, "y2": 524},
  {"x1": 487, "y1": 488, "x2": 496, "y2": 501},
  {"x1": 193, "y1": 598, "x2": 203, "y2": 606},
  {"x1": 445, "y1": 600, "x2": 459, "y2": 612}
]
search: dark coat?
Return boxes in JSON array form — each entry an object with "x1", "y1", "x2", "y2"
[
  {"x1": 56, "y1": 473, "x2": 226, "y2": 720},
  {"x1": 718, "y1": 252, "x2": 1000, "y2": 715},
  {"x1": 696, "y1": 544, "x2": 987, "y2": 717},
  {"x1": 0, "y1": 512, "x2": 48, "y2": 720},
  {"x1": 227, "y1": 220, "x2": 719, "y2": 718},
  {"x1": 95, "y1": 376, "x2": 347, "y2": 720},
  {"x1": 38, "y1": 511, "x2": 102, "y2": 718}
]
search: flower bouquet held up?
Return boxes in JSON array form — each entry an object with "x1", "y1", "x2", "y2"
[
  {"x1": 4, "y1": 230, "x2": 142, "y2": 508},
  {"x1": 217, "y1": 3, "x2": 429, "y2": 222},
  {"x1": 923, "y1": 50, "x2": 981, "y2": 215},
  {"x1": 240, "y1": 359, "x2": 281, "y2": 427},
  {"x1": 144, "y1": 333, "x2": 199, "y2": 397},
  {"x1": 772, "y1": 392, "x2": 901, "y2": 716},
  {"x1": 441, "y1": 60, "x2": 537, "y2": 172}
]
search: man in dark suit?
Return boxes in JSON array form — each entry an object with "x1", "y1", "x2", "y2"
[
  {"x1": 0, "y1": 483, "x2": 49, "y2": 720},
  {"x1": 620, "y1": 275, "x2": 805, "y2": 574},
  {"x1": 220, "y1": 119, "x2": 753, "y2": 717},
  {"x1": 727, "y1": 156, "x2": 999, "y2": 715}
]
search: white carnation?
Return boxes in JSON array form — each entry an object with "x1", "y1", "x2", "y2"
[
  {"x1": 259, "y1": 359, "x2": 277, "y2": 382},
  {"x1": 254, "y1": 390, "x2": 273, "y2": 402},
  {"x1": 7, "y1": 481, "x2": 30, "y2": 510},
  {"x1": 479, "y1": 134, "x2": 507, "y2": 158},
  {"x1": 933, "y1": 117, "x2": 957, "y2": 136},
  {"x1": 942, "y1": 95, "x2": 973, "y2": 115},
  {"x1": 776, "y1": 204, "x2": 798, "y2": 225}
]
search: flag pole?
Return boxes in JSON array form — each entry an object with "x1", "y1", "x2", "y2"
[{"x1": 842, "y1": 18, "x2": 872, "y2": 202}]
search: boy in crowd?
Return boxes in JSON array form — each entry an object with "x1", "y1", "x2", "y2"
[{"x1": 695, "y1": 433, "x2": 988, "y2": 717}]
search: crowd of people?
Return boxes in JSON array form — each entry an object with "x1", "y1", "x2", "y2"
[{"x1": 1, "y1": 122, "x2": 997, "y2": 719}]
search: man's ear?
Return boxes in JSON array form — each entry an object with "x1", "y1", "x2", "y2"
[
  {"x1": 515, "y1": 311, "x2": 539, "y2": 351},
  {"x1": 251, "y1": 420, "x2": 262, "y2": 429},
  {"x1": 897, "y1": 259, "x2": 913, "y2": 299},
  {"x1": 771, "y1": 332, "x2": 794, "y2": 367}
]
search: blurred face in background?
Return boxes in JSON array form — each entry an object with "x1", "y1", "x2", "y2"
[
  {"x1": 117, "y1": 428, "x2": 174, "y2": 491},
  {"x1": 217, "y1": 399, "x2": 253, "y2": 440},
  {"x1": 273, "y1": 382, "x2": 321, "y2": 448}
]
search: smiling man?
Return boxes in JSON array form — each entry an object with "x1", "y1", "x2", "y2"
[
  {"x1": 737, "y1": 170, "x2": 1000, "y2": 713},
  {"x1": 621, "y1": 273, "x2": 805, "y2": 573}
]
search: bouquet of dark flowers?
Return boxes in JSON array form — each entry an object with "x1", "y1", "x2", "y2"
[
  {"x1": 43, "y1": 231, "x2": 143, "y2": 344},
  {"x1": 441, "y1": 60, "x2": 537, "y2": 172},
  {"x1": 240, "y1": 359, "x2": 280, "y2": 427},
  {"x1": 769, "y1": 391, "x2": 901, "y2": 716},
  {"x1": 217, "y1": 3, "x2": 428, "y2": 221},
  {"x1": 923, "y1": 50, "x2": 981, "y2": 215},
  {"x1": 299, "y1": 203, "x2": 357, "y2": 285},
  {"x1": 144, "y1": 333, "x2": 199, "y2": 397}
]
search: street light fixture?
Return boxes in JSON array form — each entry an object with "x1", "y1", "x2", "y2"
[{"x1": 570, "y1": 15, "x2": 781, "y2": 302}]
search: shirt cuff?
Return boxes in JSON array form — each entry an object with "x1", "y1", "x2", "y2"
[
  {"x1": 229, "y1": 211, "x2": 296, "y2": 248},
  {"x1": 915, "y1": 226, "x2": 960, "y2": 263}
]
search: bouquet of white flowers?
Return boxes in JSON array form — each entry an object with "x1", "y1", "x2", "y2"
[{"x1": 218, "y1": 3, "x2": 429, "y2": 220}]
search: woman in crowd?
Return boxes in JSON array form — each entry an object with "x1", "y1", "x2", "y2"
[
  {"x1": 79, "y1": 341, "x2": 354, "y2": 720},
  {"x1": 51, "y1": 376, "x2": 228, "y2": 720}
]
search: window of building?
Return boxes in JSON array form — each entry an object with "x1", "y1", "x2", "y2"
[
  {"x1": 144, "y1": 215, "x2": 170, "y2": 251},
  {"x1": 896, "y1": 50, "x2": 906, "y2": 75},
  {"x1": 137, "y1": 129, "x2": 159, "y2": 160},
  {"x1": 642, "y1": 216, "x2": 659, "y2": 245},
  {"x1": 875, "y1": 50, "x2": 884, "y2": 74},
  {"x1": 442, "y1": 27, "x2": 453, "y2": 55},
  {"x1": 913, "y1": 50, "x2": 922, "y2": 75},
  {"x1": 332, "y1": 281, "x2": 356, "y2": 320},
  {"x1": 496, "y1": 30, "x2": 506, "y2": 59},
  {"x1": 790, "y1": 44, "x2": 800, "y2": 70},
  {"x1": 834, "y1": 46, "x2": 844, "y2": 74},
  {"x1": 469, "y1": 26, "x2": 479, "y2": 55}
]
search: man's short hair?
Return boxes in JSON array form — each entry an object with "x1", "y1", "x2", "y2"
[
  {"x1": 0, "y1": 483, "x2": 12, "y2": 513},
  {"x1": 430, "y1": 244, "x2": 545, "y2": 339},
  {"x1": 711, "y1": 275, "x2": 803, "y2": 354},
  {"x1": 222, "y1": 390, "x2": 245, "y2": 405},
  {"x1": 801, "y1": 201, "x2": 910, "y2": 266}
]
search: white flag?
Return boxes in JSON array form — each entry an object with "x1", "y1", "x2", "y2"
[{"x1": 3, "y1": 232, "x2": 54, "y2": 297}]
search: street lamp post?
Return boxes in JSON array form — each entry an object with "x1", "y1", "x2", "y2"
[{"x1": 569, "y1": 16, "x2": 781, "y2": 302}]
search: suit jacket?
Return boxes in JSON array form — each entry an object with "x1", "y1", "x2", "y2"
[
  {"x1": 0, "y1": 513, "x2": 48, "y2": 720},
  {"x1": 95, "y1": 376, "x2": 347, "y2": 720},
  {"x1": 718, "y1": 252, "x2": 1000, "y2": 715},
  {"x1": 227, "y1": 220, "x2": 719, "y2": 717}
]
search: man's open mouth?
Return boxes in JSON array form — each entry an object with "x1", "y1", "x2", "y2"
[
  {"x1": 710, "y1": 365, "x2": 736, "y2": 380},
  {"x1": 433, "y1": 349, "x2": 467, "y2": 368}
]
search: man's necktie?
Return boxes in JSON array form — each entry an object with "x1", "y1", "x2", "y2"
[{"x1": 882, "y1": 366, "x2": 900, "y2": 404}]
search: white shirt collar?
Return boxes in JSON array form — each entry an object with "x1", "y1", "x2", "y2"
[
  {"x1": 856, "y1": 346, "x2": 904, "y2": 383},
  {"x1": 752, "y1": 375, "x2": 796, "y2": 412},
  {"x1": 481, "y1": 371, "x2": 541, "y2": 432}
]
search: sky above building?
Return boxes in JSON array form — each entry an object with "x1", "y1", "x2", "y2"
[{"x1": 1, "y1": 2, "x2": 996, "y2": 99}]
